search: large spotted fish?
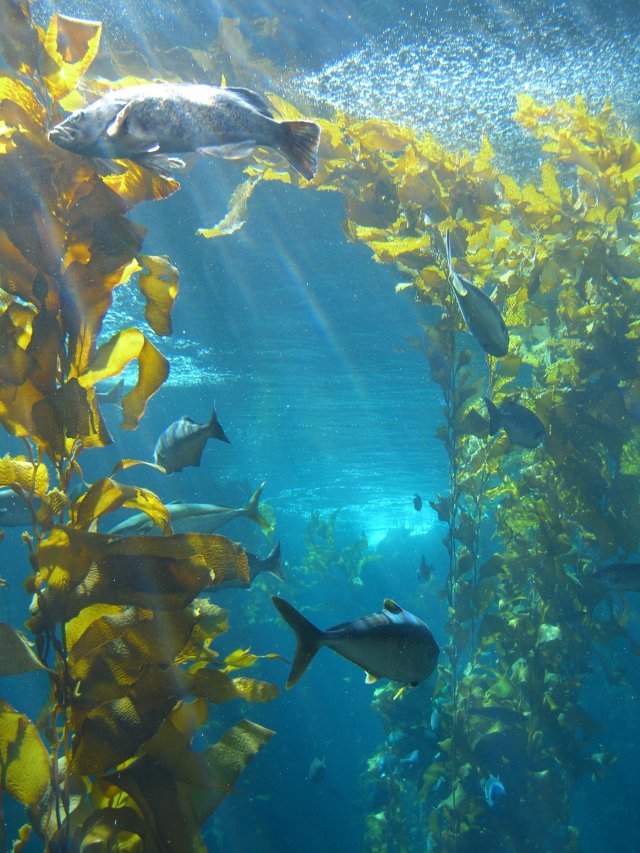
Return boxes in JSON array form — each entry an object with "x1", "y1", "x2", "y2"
[{"x1": 48, "y1": 83, "x2": 321, "y2": 180}]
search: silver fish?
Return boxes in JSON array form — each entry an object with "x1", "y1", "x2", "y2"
[
  {"x1": 108, "y1": 482, "x2": 270, "y2": 535},
  {"x1": 154, "y1": 406, "x2": 230, "y2": 473},
  {"x1": 445, "y1": 231, "x2": 509, "y2": 357},
  {"x1": 48, "y1": 83, "x2": 321, "y2": 180},
  {"x1": 307, "y1": 756, "x2": 326, "y2": 783},
  {"x1": 272, "y1": 596, "x2": 439, "y2": 689},
  {"x1": 484, "y1": 397, "x2": 545, "y2": 449}
]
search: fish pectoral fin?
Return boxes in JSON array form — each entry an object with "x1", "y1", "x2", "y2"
[
  {"x1": 198, "y1": 141, "x2": 257, "y2": 160},
  {"x1": 136, "y1": 153, "x2": 186, "y2": 175},
  {"x1": 364, "y1": 672, "x2": 378, "y2": 684},
  {"x1": 106, "y1": 102, "x2": 135, "y2": 139},
  {"x1": 383, "y1": 598, "x2": 402, "y2": 614}
]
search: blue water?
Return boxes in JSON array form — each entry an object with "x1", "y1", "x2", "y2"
[{"x1": 3, "y1": 1, "x2": 640, "y2": 851}]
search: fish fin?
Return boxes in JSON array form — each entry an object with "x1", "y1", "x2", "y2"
[
  {"x1": 208, "y1": 406, "x2": 231, "y2": 443},
  {"x1": 365, "y1": 672, "x2": 379, "y2": 684},
  {"x1": 106, "y1": 102, "x2": 134, "y2": 138},
  {"x1": 272, "y1": 596, "x2": 323, "y2": 688},
  {"x1": 383, "y1": 598, "x2": 403, "y2": 614},
  {"x1": 264, "y1": 542, "x2": 285, "y2": 581},
  {"x1": 136, "y1": 153, "x2": 186, "y2": 175},
  {"x1": 198, "y1": 141, "x2": 256, "y2": 159},
  {"x1": 243, "y1": 482, "x2": 272, "y2": 531},
  {"x1": 96, "y1": 377, "x2": 124, "y2": 408},
  {"x1": 483, "y1": 397, "x2": 502, "y2": 436},
  {"x1": 277, "y1": 120, "x2": 320, "y2": 181},
  {"x1": 224, "y1": 87, "x2": 274, "y2": 118},
  {"x1": 445, "y1": 230, "x2": 468, "y2": 296}
]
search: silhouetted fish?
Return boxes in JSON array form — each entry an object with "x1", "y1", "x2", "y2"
[
  {"x1": 154, "y1": 406, "x2": 230, "y2": 473},
  {"x1": 96, "y1": 378, "x2": 125, "y2": 408},
  {"x1": 413, "y1": 493, "x2": 423, "y2": 511},
  {"x1": 109, "y1": 482, "x2": 270, "y2": 535},
  {"x1": 417, "y1": 555, "x2": 434, "y2": 583},
  {"x1": 272, "y1": 596, "x2": 439, "y2": 689},
  {"x1": 216, "y1": 543, "x2": 284, "y2": 591},
  {"x1": 48, "y1": 83, "x2": 321, "y2": 180},
  {"x1": 445, "y1": 231, "x2": 509, "y2": 357},
  {"x1": 594, "y1": 562, "x2": 640, "y2": 592},
  {"x1": 483, "y1": 774, "x2": 506, "y2": 808},
  {"x1": 484, "y1": 397, "x2": 545, "y2": 449}
]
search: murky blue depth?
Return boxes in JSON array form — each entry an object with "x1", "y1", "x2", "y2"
[{"x1": 3, "y1": 1, "x2": 640, "y2": 851}]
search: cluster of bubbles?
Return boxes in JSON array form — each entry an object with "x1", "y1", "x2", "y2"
[{"x1": 292, "y1": 0, "x2": 640, "y2": 174}]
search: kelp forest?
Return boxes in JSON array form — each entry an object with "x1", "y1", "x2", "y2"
[{"x1": 0, "y1": 2, "x2": 639, "y2": 851}]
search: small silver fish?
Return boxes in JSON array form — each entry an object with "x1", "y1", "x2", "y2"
[
  {"x1": 484, "y1": 397, "x2": 545, "y2": 449},
  {"x1": 272, "y1": 596, "x2": 439, "y2": 689},
  {"x1": 48, "y1": 83, "x2": 321, "y2": 180},
  {"x1": 445, "y1": 231, "x2": 509, "y2": 357},
  {"x1": 593, "y1": 562, "x2": 640, "y2": 593},
  {"x1": 109, "y1": 482, "x2": 270, "y2": 535},
  {"x1": 154, "y1": 406, "x2": 230, "y2": 473}
]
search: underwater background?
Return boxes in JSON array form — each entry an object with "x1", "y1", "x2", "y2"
[{"x1": 1, "y1": 0, "x2": 640, "y2": 851}]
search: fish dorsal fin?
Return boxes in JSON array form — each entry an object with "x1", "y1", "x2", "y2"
[
  {"x1": 365, "y1": 672, "x2": 378, "y2": 684},
  {"x1": 224, "y1": 86, "x2": 273, "y2": 118},
  {"x1": 383, "y1": 598, "x2": 403, "y2": 614}
]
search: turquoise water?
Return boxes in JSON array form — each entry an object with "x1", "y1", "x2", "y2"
[{"x1": 2, "y1": 1, "x2": 640, "y2": 851}]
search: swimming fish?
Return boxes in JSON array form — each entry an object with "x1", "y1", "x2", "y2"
[
  {"x1": 413, "y1": 493, "x2": 423, "y2": 511},
  {"x1": 417, "y1": 555, "x2": 434, "y2": 584},
  {"x1": 445, "y1": 231, "x2": 509, "y2": 357},
  {"x1": 96, "y1": 378, "x2": 125, "y2": 408},
  {"x1": 484, "y1": 397, "x2": 546, "y2": 449},
  {"x1": 307, "y1": 756, "x2": 326, "y2": 783},
  {"x1": 399, "y1": 749, "x2": 420, "y2": 767},
  {"x1": 593, "y1": 562, "x2": 640, "y2": 593},
  {"x1": 108, "y1": 482, "x2": 271, "y2": 535},
  {"x1": 153, "y1": 407, "x2": 230, "y2": 473},
  {"x1": 215, "y1": 542, "x2": 284, "y2": 591},
  {"x1": 483, "y1": 773, "x2": 506, "y2": 808},
  {"x1": 48, "y1": 83, "x2": 321, "y2": 181},
  {"x1": 271, "y1": 596, "x2": 439, "y2": 689}
]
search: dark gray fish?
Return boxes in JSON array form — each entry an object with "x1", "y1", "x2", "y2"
[
  {"x1": 153, "y1": 406, "x2": 230, "y2": 473},
  {"x1": 215, "y1": 542, "x2": 284, "y2": 591},
  {"x1": 594, "y1": 562, "x2": 640, "y2": 592},
  {"x1": 417, "y1": 555, "x2": 433, "y2": 583},
  {"x1": 272, "y1": 596, "x2": 439, "y2": 689},
  {"x1": 109, "y1": 482, "x2": 270, "y2": 535},
  {"x1": 307, "y1": 756, "x2": 326, "y2": 783},
  {"x1": 445, "y1": 231, "x2": 509, "y2": 357},
  {"x1": 413, "y1": 493, "x2": 423, "y2": 511},
  {"x1": 48, "y1": 83, "x2": 321, "y2": 180},
  {"x1": 484, "y1": 397, "x2": 545, "y2": 449}
]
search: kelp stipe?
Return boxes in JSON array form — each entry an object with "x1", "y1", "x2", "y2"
[{"x1": 0, "y1": 5, "x2": 280, "y2": 850}]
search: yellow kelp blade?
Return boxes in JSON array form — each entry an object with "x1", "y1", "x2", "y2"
[
  {"x1": 0, "y1": 0, "x2": 43, "y2": 76},
  {"x1": 0, "y1": 701, "x2": 50, "y2": 806},
  {"x1": 42, "y1": 14, "x2": 102, "y2": 102},
  {"x1": 32, "y1": 377, "x2": 112, "y2": 454},
  {"x1": 0, "y1": 453, "x2": 49, "y2": 495},
  {"x1": 71, "y1": 477, "x2": 171, "y2": 532},
  {"x1": 79, "y1": 328, "x2": 169, "y2": 430},
  {"x1": 0, "y1": 623, "x2": 49, "y2": 674},
  {"x1": 76, "y1": 807, "x2": 152, "y2": 853},
  {"x1": 189, "y1": 668, "x2": 280, "y2": 704},
  {"x1": 220, "y1": 647, "x2": 287, "y2": 674},
  {"x1": 137, "y1": 254, "x2": 180, "y2": 336},
  {"x1": 197, "y1": 174, "x2": 262, "y2": 239}
]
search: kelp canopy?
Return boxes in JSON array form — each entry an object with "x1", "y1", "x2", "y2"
[
  {"x1": 1, "y1": 1, "x2": 640, "y2": 851},
  {"x1": 0, "y1": 6, "x2": 280, "y2": 851}
]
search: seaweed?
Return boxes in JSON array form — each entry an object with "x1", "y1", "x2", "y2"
[{"x1": 0, "y1": 5, "x2": 280, "y2": 850}]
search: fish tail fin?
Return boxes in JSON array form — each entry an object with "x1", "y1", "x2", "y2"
[
  {"x1": 244, "y1": 481, "x2": 272, "y2": 530},
  {"x1": 444, "y1": 229, "x2": 455, "y2": 277},
  {"x1": 272, "y1": 596, "x2": 323, "y2": 688},
  {"x1": 264, "y1": 542, "x2": 285, "y2": 581},
  {"x1": 98, "y1": 378, "x2": 125, "y2": 408},
  {"x1": 208, "y1": 405, "x2": 230, "y2": 444},
  {"x1": 278, "y1": 120, "x2": 321, "y2": 181},
  {"x1": 483, "y1": 397, "x2": 501, "y2": 435}
]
